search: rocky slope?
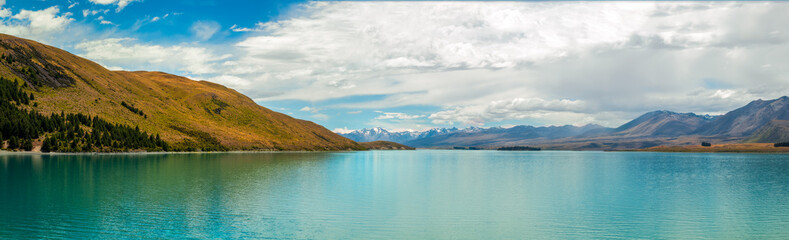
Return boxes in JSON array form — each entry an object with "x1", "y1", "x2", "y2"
[
  {"x1": 612, "y1": 111, "x2": 714, "y2": 137},
  {"x1": 695, "y1": 96, "x2": 789, "y2": 137}
]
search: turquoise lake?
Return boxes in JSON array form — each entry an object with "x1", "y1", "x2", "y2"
[{"x1": 2, "y1": 150, "x2": 789, "y2": 238}]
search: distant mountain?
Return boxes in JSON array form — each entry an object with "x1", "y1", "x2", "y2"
[
  {"x1": 695, "y1": 96, "x2": 789, "y2": 137},
  {"x1": 403, "y1": 124, "x2": 610, "y2": 148},
  {"x1": 340, "y1": 96, "x2": 789, "y2": 149},
  {"x1": 340, "y1": 127, "x2": 463, "y2": 143},
  {"x1": 341, "y1": 124, "x2": 611, "y2": 147},
  {"x1": 613, "y1": 111, "x2": 715, "y2": 137}
]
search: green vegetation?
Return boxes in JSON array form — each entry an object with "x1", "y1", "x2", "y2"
[
  {"x1": 497, "y1": 146, "x2": 541, "y2": 151},
  {"x1": 775, "y1": 142, "x2": 789, "y2": 147},
  {"x1": 169, "y1": 125, "x2": 227, "y2": 152},
  {"x1": 0, "y1": 76, "x2": 167, "y2": 152},
  {"x1": 120, "y1": 101, "x2": 146, "y2": 118},
  {"x1": 701, "y1": 142, "x2": 712, "y2": 147},
  {"x1": 40, "y1": 113, "x2": 169, "y2": 152}
]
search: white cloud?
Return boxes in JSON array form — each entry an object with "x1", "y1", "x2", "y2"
[
  {"x1": 74, "y1": 38, "x2": 229, "y2": 75},
  {"x1": 82, "y1": 9, "x2": 108, "y2": 17},
  {"x1": 712, "y1": 89, "x2": 736, "y2": 99},
  {"x1": 191, "y1": 21, "x2": 220, "y2": 41},
  {"x1": 428, "y1": 98, "x2": 588, "y2": 126},
  {"x1": 0, "y1": 8, "x2": 10, "y2": 18},
  {"x1": 300, "y1": 106, "x2": 320, "y2": 113},
  {"x1": 0, "y1": 6, "x2": 74, "y2": 42},
  {"x1": 3, "y1": 1, "x2": 787, "y2": 129},
  {"x1": 208, "y1": 75, "x2": 250, "y2": 88},
  {"x1": 218, "y1": 2, "x2": 789, "y2": 127},
  {"x1": 333, "y1": 127, "x2": 355, "y2": 134},
  {"x1": 88, "y1": 0, "x2": 137, "y2": 12},
  {"x1": 375, "y1": 111, "x2": 426, "y2": 120}
]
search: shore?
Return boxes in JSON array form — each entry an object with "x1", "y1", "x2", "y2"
[{"x1": 639, "y1": 143, "x2": 789, "y2": 153}]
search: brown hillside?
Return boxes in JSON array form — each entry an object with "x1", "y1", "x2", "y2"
[{"x1": 0, "y1": 34, "x2": 363, "y2": 151}]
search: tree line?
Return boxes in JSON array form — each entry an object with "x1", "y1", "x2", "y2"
[
  {"x1": 0, "y1": 76, "x2": 168, "y2": 152},
  {"x1": 121, "y1": 101, "x2": 146, "y2": 118}
]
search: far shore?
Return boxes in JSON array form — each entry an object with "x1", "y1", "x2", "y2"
[
  {"x1": 0, "y1": 149, "x2": 370, "y2": 155},
  {"x1": 5, "y1": 143, "x2": 789, "y2": 154},
  {"x1": 638, "y1": 143, "x2": 789, "y2": 153}
]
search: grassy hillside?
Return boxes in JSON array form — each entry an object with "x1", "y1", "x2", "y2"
[{"x1": 0, "y1": 34, "x2": 363, "y2": 151}]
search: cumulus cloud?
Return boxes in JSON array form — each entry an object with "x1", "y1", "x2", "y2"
[
  {"x1": 429, "y1": 98, "x2": 588, "y2": 126},
  {"x1": 333, "y1": 127, "x2": 355, "y2": 134},
  {"x1": 218, "y1": 2, "x2": 789, "y2": 127},
  {"x1": 5, "y1": 1, "x2": 788, "y2": 129},
  {"x1": 74, "y1": 38, "x2": 229, "y2": 75},
  {"x1": 0, "y1": 6, "x2": 74, "y2": 42}
]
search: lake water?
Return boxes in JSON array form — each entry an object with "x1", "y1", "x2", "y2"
[{"x1": 2, "y1": 150, "x2": 789, "y2": 239}]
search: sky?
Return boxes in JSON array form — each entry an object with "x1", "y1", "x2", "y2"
[{"x1": 1, "y1": 1, "x2": 788, "y2": 133}]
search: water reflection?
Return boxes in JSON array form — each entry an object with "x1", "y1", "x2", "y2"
[{"x1": 1, "y1": 151, "x2": 789, "y2": 238}]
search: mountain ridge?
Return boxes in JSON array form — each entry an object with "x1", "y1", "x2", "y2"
[
  {"x1": 341, "y1": 97, "x2": 789, "y2": 149},
  {"x1": 0, "y1": 34, "x2": 364, "y2": 151}
]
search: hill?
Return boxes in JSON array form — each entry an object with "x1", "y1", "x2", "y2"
[
  {"x1": 612, "y1": 111, "x2": 713, "y2": 137},
  {"x1": 695, "y1": 96, "x2": 789, "y2": 137},
  {"x1": 0, "y1": 34, "x2": 363, "y2": 151}
]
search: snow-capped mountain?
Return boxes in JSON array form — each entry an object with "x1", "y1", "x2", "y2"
[
  {"x1": 337, "y1": 125, "x2": 610, "y2": 146},
  {"x1": 338, "y1": 127, "x2": 460, "y2": 143}
]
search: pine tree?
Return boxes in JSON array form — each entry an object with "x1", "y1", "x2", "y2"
[
  {"x1": 41, "y1": 138, "x2": 51, "y2": 152},
  {"x1": 9, "y1": 136, "x2": 19, "y2": 149},
  {"x1": 22, "y1": 138, "x2": 33, "y2": 151}
]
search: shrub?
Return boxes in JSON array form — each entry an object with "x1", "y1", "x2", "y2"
[{"x1": 701, "y1": 142, "x2": 712, "y2": 147}]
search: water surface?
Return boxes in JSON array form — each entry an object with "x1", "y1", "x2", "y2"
[{"x1": 2, "y1": 151, "x2": 789, "y2": 238}]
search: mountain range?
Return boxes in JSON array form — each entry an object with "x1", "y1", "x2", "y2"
[{"x1": 340, "y1": 96, "x2": 789, "y2": 150}]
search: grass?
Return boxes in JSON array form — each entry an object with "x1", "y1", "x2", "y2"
[{"x1": 0, "y1": 34, "x2": 365, "y2": 151}]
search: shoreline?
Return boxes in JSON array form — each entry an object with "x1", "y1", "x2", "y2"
[
  {"x1": 636, "y1": 143, "x2": 789, "y2": 153},
  {"x1": 0, "y1": 149, "x2": 370, "y2": 155}
]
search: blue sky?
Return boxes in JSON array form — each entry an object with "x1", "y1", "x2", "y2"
[{"x1": 2, "y1": 1, "x2": 788, "y2": 133}]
